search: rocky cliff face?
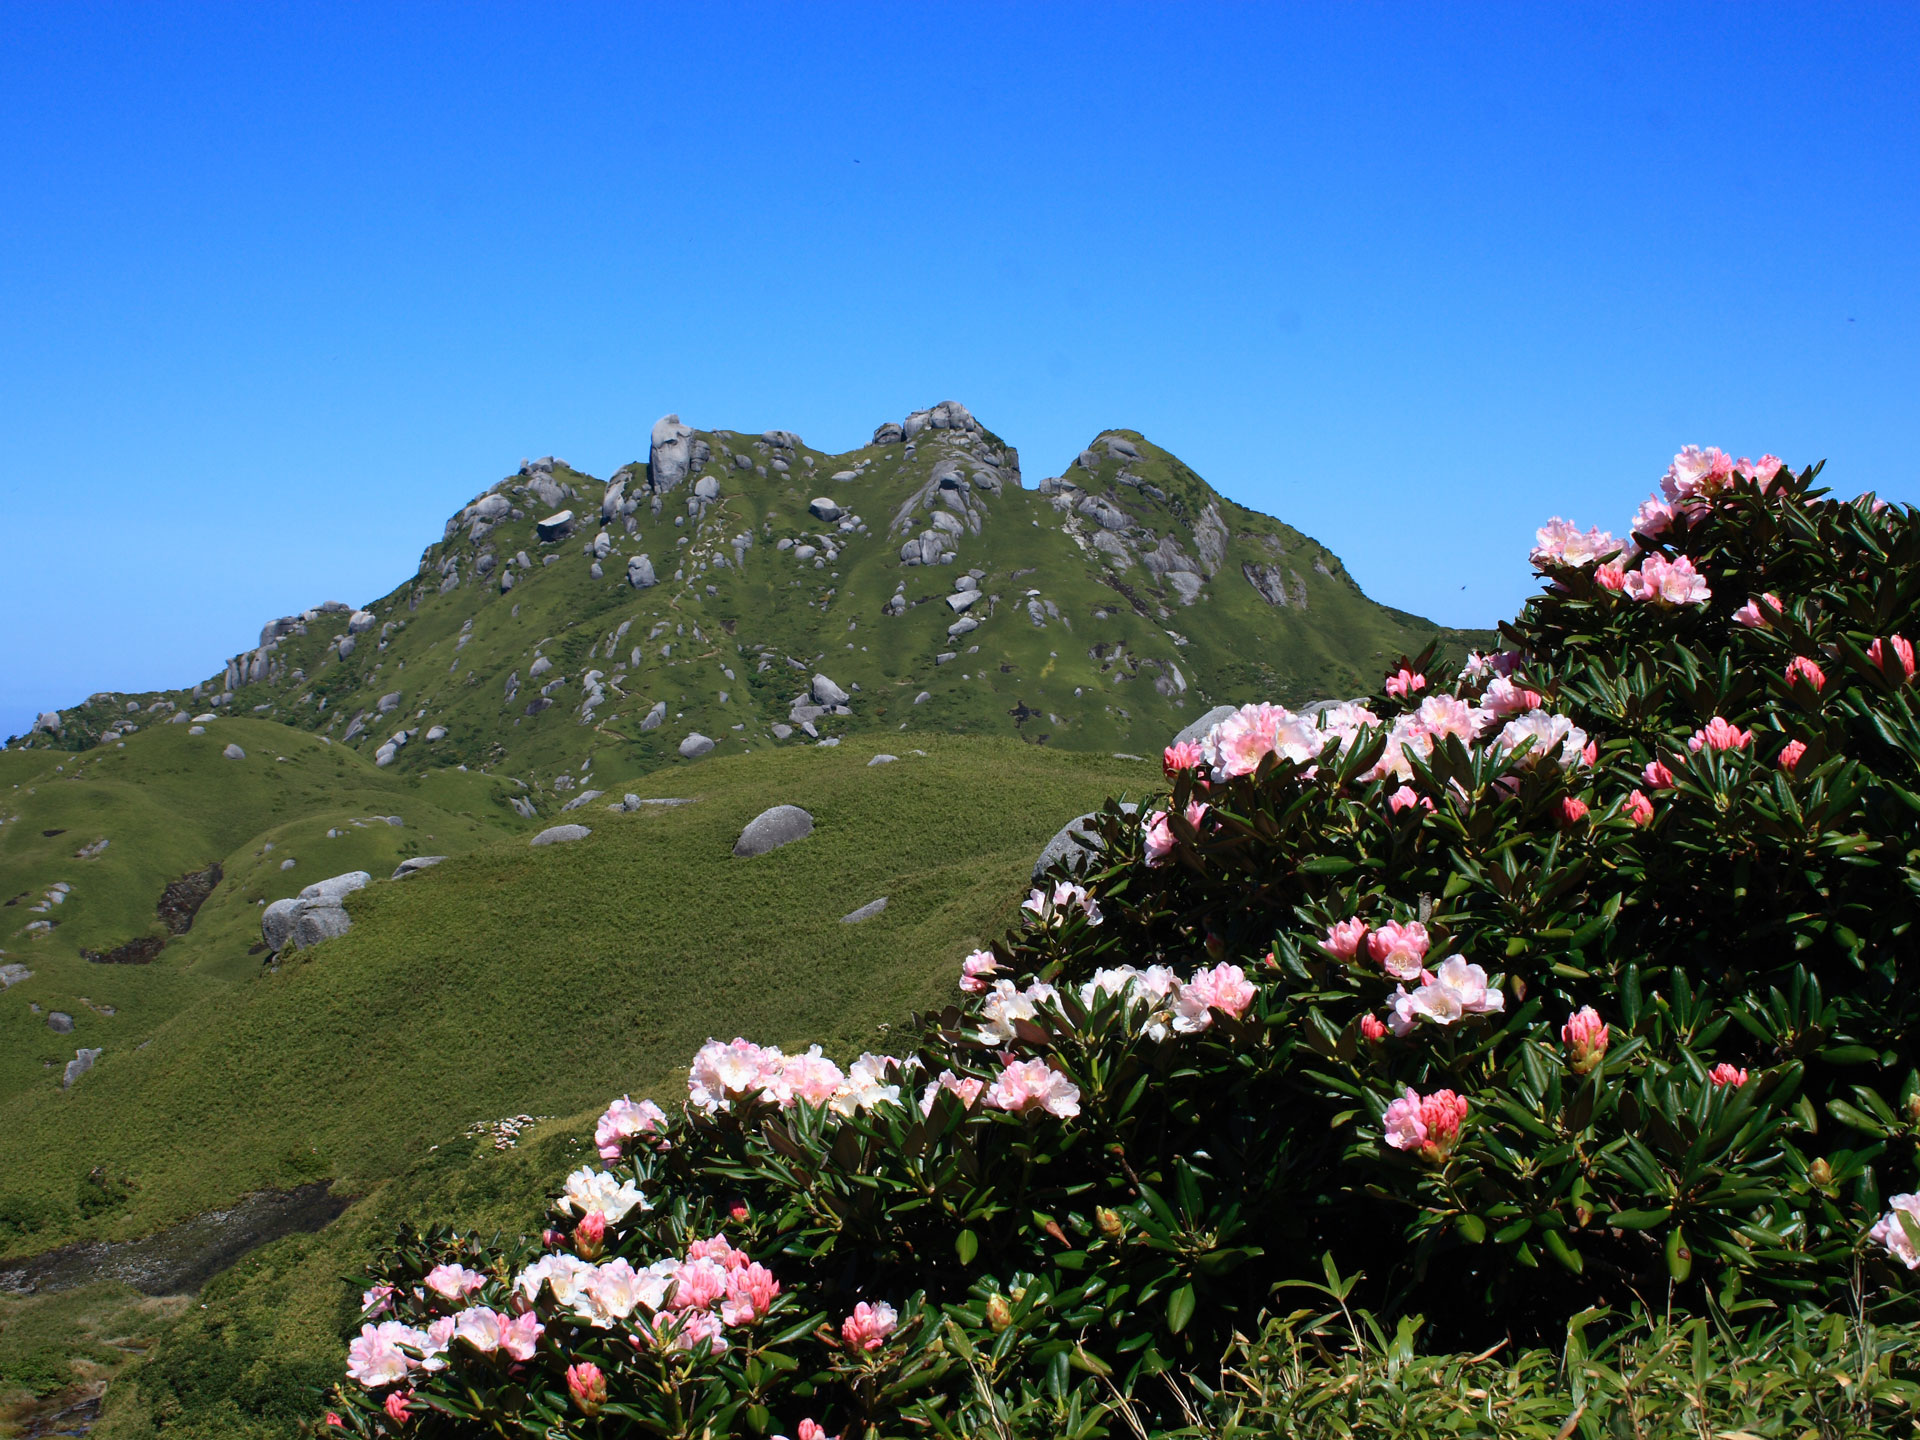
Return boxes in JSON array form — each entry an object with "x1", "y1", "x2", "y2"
[{"x1": 13, "y1": 403, "x2": 1487, "y2": 813}]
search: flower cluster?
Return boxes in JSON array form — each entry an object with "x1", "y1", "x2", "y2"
[
  {"x1": 1021, "y1": 879, "x2": 1103, "y2": 927},
  {"x1": 687, "y1": 1040, "x2": 905, "y2": 1117}
]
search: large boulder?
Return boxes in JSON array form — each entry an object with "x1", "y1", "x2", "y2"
[
  {"x1": 1032, "y1": 804, "x2": 1139, "y2": 883},
  {"x1": 650, "y1": 415, "x2": 695, "y2": 493},
  {"x1": 1171, "y1": 705, "x2": 1237, "y2": 749},
  {"x1": 811, "y1": 674, "x2": 849, "y2": 706},
  {"x1": 628, "y1": 555, "x2": 657, "y2": 589},
  {"x1": 640, "y1": 701, "x2": 667, "y2": 731},
  {"x1": 530, "y1": 824, "x2": 592, "y2": 847},
  {"x1": 348, "y1": 609, "x2": 377, "y2": 634},
  {"x1": 536, "y1": 510, "x2": 576, "y2": 542},
  {"x1": 808, "y1": 497, "x2": 843, "y2": 523},
  {"x1": 841, "y1": 898, "x2": 888, "y2": 924},
  {"x1": 301, "y1": 871, "x2": 370, "y2": 903},
  {"x1": 392, "y1": 856, "x2": 447, "y2": 880},
  {"x1": 733, "y1": 805, "x2": 814, "y2": 858},
  {"x1": 679, "y1": 733, "x2": 716, "y2": 759},
  {"x1": 291, "y1": 904, "x2": 352, "y2": 949},
  {"x1": 223, "y1": 743, "x2": 246, "y2": 760}
]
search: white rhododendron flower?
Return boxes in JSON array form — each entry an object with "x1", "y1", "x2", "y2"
[
  {"x1": 1388, "y1": 957, "x2": 1505, "y2": 1036},
  {"x1": 555, "y1": 1167, "x2": 650, "y2": 1224},
  {"x1": 1080, "y1": 965, "x2": 1180, "y2": 1040},
  {"x1": 1871, "y1": 1194, "x2": 1920, "y2": 1269},
  {"x1": 830, "y1": 1053, "x2": 905, "y2": 1116},
  {"x1": 1493, "y1": 710, "x2": 1588, "y2": 768},
  {"x1": 513, "y1": 1253, "x2": 596, "y2": 1309}
]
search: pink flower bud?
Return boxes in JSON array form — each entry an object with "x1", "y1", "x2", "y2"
[
  {"x1": 1580, "y1": 739, "x2": 1598, "y2": 767},
  {"x1": 958, "y1": 949, "x2": 1001, "y2": 994},
  {"x1": 1162, "y1": 740, "x2": 1205, "y2": 778},
  {"x1": 1561, "y1": 1006, "x2": 1609, "y2": 1075},
  {"x1": 1558, "y1": 796, "x2": 1589, "y2": 827},
  {"x1": 1360, "y1": 1013, "x2": 1387, "y2": 1042},
  {"x1": 574, "y1": 1211, "x2": 606, "y2": 1260},
  {"x1": 1778, "y1": 739, "x2": 1807, "y2": 773},
  {"x1": 1709, "y1": 1063, "x2": 1749, "y2": 1088},
  {"x1": 384, "y1": 1389, "x2": 414, "y2": 1424},
  {"x1": 1733, "y1": 593, "x2": 1780, "y2": 628},
  {"x1": 1869, "y1": 635, "x2": 1918, "y2": 681},
  {"x1": 795, "y1": 1421, "x2": 837, "y2": 1440},
  {"x1": 567, "y1": 1362, "x2": 607, "y2": 1417},
  {"x1": 1319, "y1": 917, "x2": 1367, "y2": 962},
  {"x1": 1785, "y1": 656, "x2": 1825, "y2": 692},
  {"x1": 1623, "y1": 789, "x2": 1654, "y2": 826},
  {"x1": 1688, "y1": 717, "x2": 1752, "y2": 753},
  {"x1": 1642, "y1": 759, "x2": 1675, "y2": 790},
  {"x1": 1384, "y1": 668, "x2": 1427, "y2": 699}
]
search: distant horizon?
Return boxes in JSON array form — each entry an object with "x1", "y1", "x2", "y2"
[{"x1": 4, "y1": 3, "x2": 1915, "y2": 737}]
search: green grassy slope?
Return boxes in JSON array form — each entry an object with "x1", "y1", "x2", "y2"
[{"x1": 0, "y1": 736, "x2": 1154, "y2": 1255}]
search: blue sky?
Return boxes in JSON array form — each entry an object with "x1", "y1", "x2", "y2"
[{"x1": 2, "y1": 3, "x2": 1915, "y2": 737}]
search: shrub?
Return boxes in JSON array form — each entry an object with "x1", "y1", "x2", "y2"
[{"x1": 329, "y1": 448, "x2": 1920, "y2": 1437}]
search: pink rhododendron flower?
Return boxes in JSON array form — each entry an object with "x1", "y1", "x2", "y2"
[
  {"x1": 1778, "y1": 739, "x2": 1808, "y2": 773},
  {"x1": 840, "y1": 1300, "x2": 899, "y2": 1351},
  {"x1": 721, "y1": 1263, "x2": 781, "y2": 1325},
  {"x1": 1595, "y1": 562, "x2": 1628, "y2": 591},
  {"x1": 1688, "y1": 717, "x2": 1752, "y2": 753},
  {"x1": 1732, "y1": 593, "x2": 1781, "y2": 628},
  {"x1": 573, "y1": 1211, "x2": 606, "y2": 1259},
  {"x1": 1162, "y1": 740, "x2": 1204, "y2": 778},
  {"x1": 1562, "y1": 1007, "x2": 1609, "y2": 1075},
  {"x1": 595, "y1": 1095, "x2": 667, "y2": 1160},
  {"x1": 453, "y1": 1306, "x2": 511, "y2": 1354},
  {"x1": 1559, "y1": 796, "x2": 1589, "y2": 826},
  {"x1": 1531, "y1": 519, "x2": 1623, "y2": 570},
  {"x1": 1360, "y1": 1013, "x2": 1387, "y2": 1042},
  {"x1": 1871, "y1": 1195, "x2": 1920, "y2": 1270},
  {"x1": 1662, "y1": 445, "x2": 1736, "y2": 503},
  {"x1": 1382, "y1": 1087, "x2": 1469, "y2": 1162},
  {"x1": 1320, "y1": 917, "x2": 1368, "y2": 962},
  {"x1": 919, "y1": 1069, "x2": 985, "y2": 1114},
  {"x1": 426, "y1": 1263, "x2": 488, "y2": 1301},
  {"x1": 656, "y1": 1306, "x2": 728, "y2": 1354},
  {"x1": 513, "y1": 1253, "x2": 596, "y2": 1310},
  {"x1": 385, "y1": 1390, "x2": 414, "y2": 1424},
  {"x1": 1414, "y1": 694, "x2": 1489, "y2": 745},
  {"x1": 1709, "y1": 1063, "x2": 1749, "y2": 1088},
  {"x1": 1624, "y1": 789, "x2": 1654, "y2": 825},
  {"x1": 1384, "y1": 668, "x2": 1427, "y2": 698},
  {"x1": 829, "y1": 1052, "x2": 906, "y2": 1117},
  {"x1": 1581, "y1": 739, "x2": 1598, "y2": 766},
  {"x1": 1387, "y1": 785, "x2": 1433, "y2": 815},
  {"x1": 1869, "y1": 635, "x2": 1917, "y2": 681},
  {"x1": 1735, "y1": 454, "x2": 1786, "y2": 488},
  {"x1": 576, "y1": 1257, "x2": 676, "y2": 1326},
  {"x1": 326, "y1": 1413, "x2": 344, "y2": 1427},
  {"x1": 1623, "y1": 553, "x2": 1711, "y2": 607},
  {"x1": 1785, "y1": 656, "x2": 1825, "y2": 692},
  {"x1": 686, "y1": 1234, "x2": 748, "y2": 1271},
  {"x1": 1142, "y1": 809, "x2": 1175, "y2": 867},
  {"x1": 1643, "y1": 759, "x2": 1675, "y2": 789},
  {"x1": 984, "y1": 1056, "x2": 1081, "y2": 1117},
  {"x1": 958, "y1": 949, "x2": 1001, "y2": 994},
  {"x1": 667, "y1": 1257, "x2": 729, "y2": 1313},
  {"x1": 567, "y1": 1362, "x2": 607, "y2": 1417},
  {"x1": 1173, "y1": 963, "x2": 1256, "y2": 1033},
  {"x1": 1208, "y1": 701, "x2": 1292, "y2": 777},
  {"x1": 1631, "y1": 495, "x2": 1678, "y2": 537},
  {"x1": 1367, "y1": 920, "x2": 1430, "y2": 981},
  {"x1": 688, "y1": 1038, "x2": 784, "y2": 1113},
  {"x1": 1482, "y1": 676, "x2": 1543, "y2": 718},
  {"x1": 777, "y1": 1046, "x2": 849, "y2": 1109},
  {"x1": 362, "y1": 1283, "x2": 395, "y2": 1316},
  {"x1": 347, "y1": 1321, "x2": 418, "y2": 1388}
]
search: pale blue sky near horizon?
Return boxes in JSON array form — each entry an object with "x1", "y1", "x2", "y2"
[{"x1": 2, "y1": 3, "x2": 1916, "y2": 737}]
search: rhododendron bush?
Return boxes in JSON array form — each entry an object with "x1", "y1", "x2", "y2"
[{"x1": 331, "y1": 450, "x2": 1920, "y2": 1436}]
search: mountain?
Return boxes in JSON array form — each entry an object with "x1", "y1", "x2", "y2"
[{"x1": 12, "y1": 403, "x2": 1482, "y2": 811}]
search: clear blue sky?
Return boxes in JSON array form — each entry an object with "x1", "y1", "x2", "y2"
[{"x1": 3, "y1": 3, "x2": 1915, "y2": 737}]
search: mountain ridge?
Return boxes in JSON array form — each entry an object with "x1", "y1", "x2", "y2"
[{"x1": 12, "y1": 402, "x2": 1489, "y2": 811}]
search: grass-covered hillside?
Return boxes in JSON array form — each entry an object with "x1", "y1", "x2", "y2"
[
  {"x1": 0, "y1": 730, "x2": 1155, "y2": 1258},
  {"x1": 14, "y1": 403, "x2": 1484, "y2": 809}
]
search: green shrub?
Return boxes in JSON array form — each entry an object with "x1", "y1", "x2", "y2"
[{"x1": 330, "y1": 450, "x2": 1920, "y2": 1437}]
